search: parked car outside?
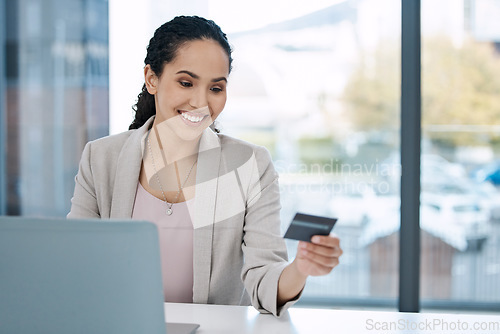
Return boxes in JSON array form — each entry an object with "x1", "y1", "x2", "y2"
[
  {"x1": 423, "y1": 181, "x2": 500, "y2": 222},
  {"x1": 421, "y1": 193, "x2": 490, "y2": 251}
]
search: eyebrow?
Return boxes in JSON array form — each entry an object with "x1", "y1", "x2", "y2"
[{"x1": 176, "y1": 70, "x2": 227, "y2": 83}]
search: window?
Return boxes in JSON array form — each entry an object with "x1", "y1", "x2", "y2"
[
  {"x1": 1, "y1": 0, "x2": 109, "y2": 216},
  {"x1": 421, "y1": 0, "x2": 500, "y2": 306}
]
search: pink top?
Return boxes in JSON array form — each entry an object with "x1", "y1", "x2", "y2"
[{"x1": 131, "y1": 182, "x2": 194, "y2": 303}]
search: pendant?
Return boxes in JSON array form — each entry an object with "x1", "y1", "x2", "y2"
[{"x1": 166, "y1": 208, "x2": 173, "y2": 216}]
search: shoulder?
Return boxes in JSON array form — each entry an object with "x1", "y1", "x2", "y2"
[
  {"x1": 84, "y1": 116, "x2": 153, "y2": 157},
  {"x1": 85, "y1": 130, "x2": 134, "y2": 155},
  {"x1": 79, "y1": 127, "x2": 144, "y2": 174}
]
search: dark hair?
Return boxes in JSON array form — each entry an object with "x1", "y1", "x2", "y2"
[{"x1": 129, "y1": 16, "x2": 233, "y2": 130}]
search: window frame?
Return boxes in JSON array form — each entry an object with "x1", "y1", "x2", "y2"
[{"x1": 0, "y1": 0, "x2": 6, "y2": 216}]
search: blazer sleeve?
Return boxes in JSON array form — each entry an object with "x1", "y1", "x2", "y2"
[
  {"x1": 67, "y1": 142, "x2": 101, "y2": 219},
  {"x1": 240, "y1": 146, "x2": 302, "y2": 317}
]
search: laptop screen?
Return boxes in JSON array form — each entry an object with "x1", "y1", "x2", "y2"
[{"x1": 0, "y1": 217, "x2": 167, "y2": 334}]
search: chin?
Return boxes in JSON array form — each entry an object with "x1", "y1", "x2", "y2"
[{"x1": 173, "y1": 123, "x2": 211, "y2": 142}]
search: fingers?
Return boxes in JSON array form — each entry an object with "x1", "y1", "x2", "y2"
[
  {"x1": 300, "y1": 241, "x2": 342, "y2": 258},
  {"x1": 299, "y1": 235, "x2": 343, "y2": 256},
  {"x1": 299, "y1": 246, "x2": 340, "y2": 268},
  {"x1": 295, "y1": 235, "x2": 343, "y2": 276},
  {"x1": 311, "y1": 234, "x2": 341, "y2": 249}
]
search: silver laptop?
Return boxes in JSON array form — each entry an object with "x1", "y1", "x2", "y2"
[{"x1": 0, "y1": 216, "x2": 199, "y2": 334}]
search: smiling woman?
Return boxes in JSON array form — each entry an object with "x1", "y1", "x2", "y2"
[{"x1": 68, "y1": 15, "x2": 342, "y2": 317}]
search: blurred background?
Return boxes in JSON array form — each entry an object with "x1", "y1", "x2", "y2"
[{"x1": 1, "y1": 0, "x2": 500, "y2": 311}]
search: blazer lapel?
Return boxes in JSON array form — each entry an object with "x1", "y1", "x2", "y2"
[
  {"x1": 192, "y1": 128, "x2": 221, "y2": 304},
  {"x1": 110, "y1": 118, "x2": 153, "y2": 219}
]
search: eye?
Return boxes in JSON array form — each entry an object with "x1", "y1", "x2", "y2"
[
  {"x1": 210, "y1": 86, "x2": 224, "y2": 93},
  {"x1": 179, "y1": 81, "x2": 192, "y2": 88}
]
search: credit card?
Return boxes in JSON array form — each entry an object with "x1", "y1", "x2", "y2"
[{"x1": 283, "y1": 213, "x2": 337, "y2": 242}]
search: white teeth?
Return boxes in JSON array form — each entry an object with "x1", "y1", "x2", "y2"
[{"x1": 181, "y1": 112, "x2": 204, "y2": 123}]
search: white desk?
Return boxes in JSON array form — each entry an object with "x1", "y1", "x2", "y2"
[{"x1": 165, "y1": 303, "x2": 500, "y2": 334}]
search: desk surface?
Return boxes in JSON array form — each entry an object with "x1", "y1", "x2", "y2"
[{"x1": 165, "y1": 303, "x2": 500, "y2": 334}]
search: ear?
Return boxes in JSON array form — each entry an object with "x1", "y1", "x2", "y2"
[{"x1": 144, "y1": 65, "x2": 158, "y2": 95}]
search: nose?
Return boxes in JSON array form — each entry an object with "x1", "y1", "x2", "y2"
[{"x1": 189, "y1": 88, "x2": 208, "y2": 109}]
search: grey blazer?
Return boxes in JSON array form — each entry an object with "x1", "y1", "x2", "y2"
[{"x1": 68, "y1": 117, "x2": 298, "y2": 316}]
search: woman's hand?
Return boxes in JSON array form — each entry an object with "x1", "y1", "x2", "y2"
[
  {"x1": 293, "y1": 234, "x2": 343, "y2": 277},
  {"x1": 277, "y1": 234, "x2": 342, "y2": 305}
]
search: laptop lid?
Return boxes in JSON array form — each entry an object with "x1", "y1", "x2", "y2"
[{"x1": 0, "y1": 216, "x2": 169, "y2": 334}]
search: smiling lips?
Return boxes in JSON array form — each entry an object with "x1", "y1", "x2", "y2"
[
  {"x1": 180, "y1": 111, "x2": 205, "y2": 123},
  {"x1": 178, "y1": 107, "x2": 210, "y2": 125}
]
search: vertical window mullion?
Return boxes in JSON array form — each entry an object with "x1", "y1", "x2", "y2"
[
  {"x1": 399, "y1": 0, "x2": 422, "y2": 313},
  {"x1": 0, "y1": 0, "x2": 6, "y2": 216}
]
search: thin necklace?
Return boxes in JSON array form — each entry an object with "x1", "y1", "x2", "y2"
[{"x1": 146, "y1": 132, "x2": 197, "y2": 216}]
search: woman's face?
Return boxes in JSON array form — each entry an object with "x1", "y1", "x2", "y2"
[{"x1": 144, "y1": 39, "x2": 230, "y2": 141}]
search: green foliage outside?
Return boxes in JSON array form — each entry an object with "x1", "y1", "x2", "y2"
[
  {"x1": 342, "y1": 37, "x2": 500, "y2": 147},
  {"x1": 238, "y1": 130, "x2": 276, "y2": 158},
  {"x1": 297, "y1": 136, "x2": 340, "y2": 167}
]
